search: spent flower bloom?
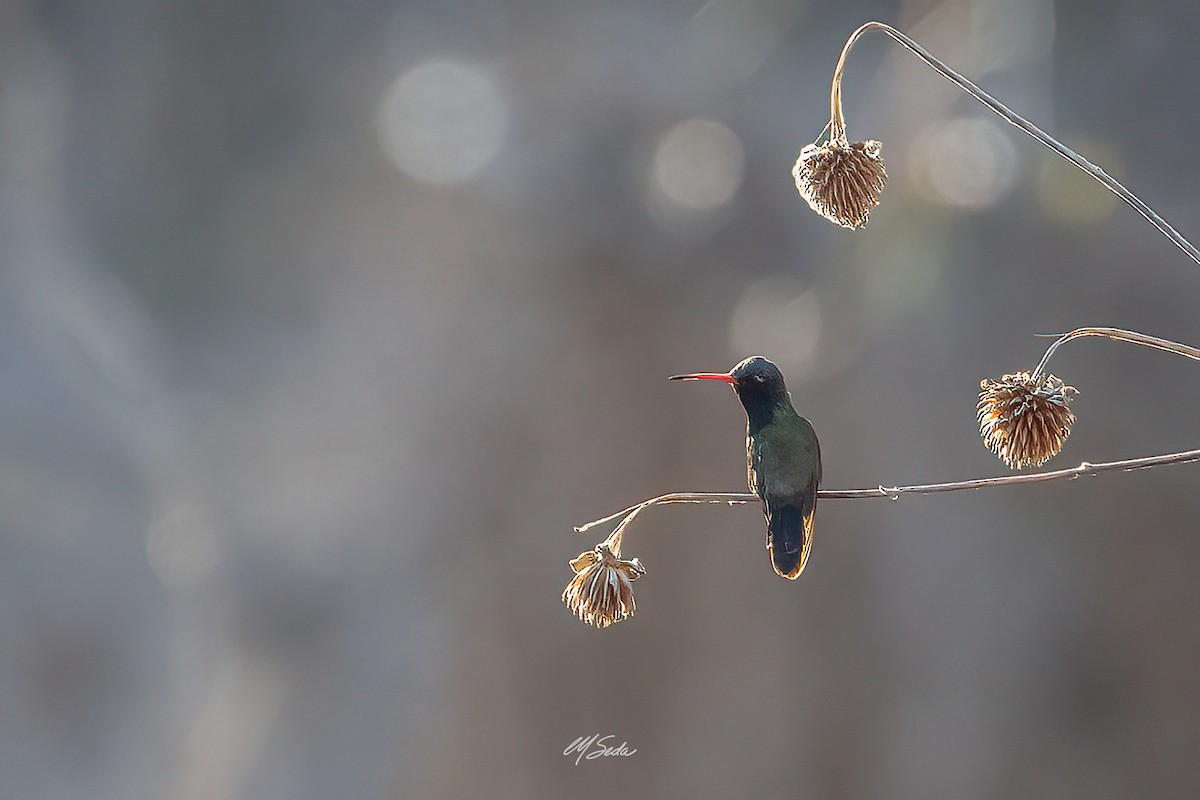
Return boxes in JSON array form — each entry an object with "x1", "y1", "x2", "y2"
[
  {"x1": 792, "y1": 138, "x2": 887, "y2": 229},
  {"x1": 562, "y1": 543, "x2": 645, "y2": 628},
  {"x1": 978, "y1": 371, "x2": 1078, "y2": 469}
]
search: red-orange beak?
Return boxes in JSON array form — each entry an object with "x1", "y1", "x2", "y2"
[{"x1": 668, "y1": 372, "x2": 735, "y2": 384}]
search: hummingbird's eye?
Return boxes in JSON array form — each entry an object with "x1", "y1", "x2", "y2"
[{"x1": 754, "y1": 374, "x2": 766, "y2": 383}]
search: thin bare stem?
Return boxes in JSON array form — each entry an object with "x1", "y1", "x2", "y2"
[
  {"x1": 1032, "y1": 327, "x2": 1200, "y2": 379},
  {"x1": 576, "y1": 493, "x2": 755, "y2": 536},
  {"x1": 828, "y1": 21, "x2": 1200, "y2": 267},
  {"x1": 576, "y1": 447, "x2": 1200, "y2": 538},
  {"x1": 828, "y1": 26, "x2": 862, "y2": 141}
]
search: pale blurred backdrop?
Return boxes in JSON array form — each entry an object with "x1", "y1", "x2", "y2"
[{"x1": 3, "y1": 0, "x2": 1200, "y2": 798}]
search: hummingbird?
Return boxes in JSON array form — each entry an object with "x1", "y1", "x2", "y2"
[{"x1": 670, "y1": 356, "x2": 821, "y2": 580}]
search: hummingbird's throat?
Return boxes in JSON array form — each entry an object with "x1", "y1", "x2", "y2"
[{"x1": 742, "y1": 396, "x2": 791, "y2": 435}]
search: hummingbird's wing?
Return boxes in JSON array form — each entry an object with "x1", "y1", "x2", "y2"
[
  {"x1": 746, "y1": 431, "x2": 759, "y2": 495},
  {"x1": 749, "y1": 421, "x2": 819, "y2": 580}
]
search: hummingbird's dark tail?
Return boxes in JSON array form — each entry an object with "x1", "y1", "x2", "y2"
[{"x1": 766, "y1": 496, "x2": 816, "y2": 580}]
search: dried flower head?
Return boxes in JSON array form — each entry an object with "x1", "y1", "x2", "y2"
[
  {"x1": 978, "y1": 371, "x2": 1078, "y2": 469},
  {"x1": 562, "y1": 543, "x2": 645, "y2": 628},
  {"x1": 792, "y1": 138, "x2": 887, "y2": 229}
]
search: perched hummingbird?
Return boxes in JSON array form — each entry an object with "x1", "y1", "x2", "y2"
[{"x1": 670, "y1": 356, "x2": 821, "y2": 580}]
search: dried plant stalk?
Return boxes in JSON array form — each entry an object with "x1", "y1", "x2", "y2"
[
  {"x1": 814, "y1": 21, "x2": 1200, "y2": 268},
  {"x1": 1031, "y1": 327, "x2": 1200, "y2": 378}
]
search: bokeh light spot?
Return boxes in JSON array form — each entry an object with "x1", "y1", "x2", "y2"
[
  {"x1": 911, "y1": 118, "x2": 1017, "y2": 209},
  {"x1": 651, "y1": 118, "x2": 745, "y2": 211},
  {"x1": 377, "y1": 59, "x2": 508, "y2": 185},
  {"x1": 729, "y1": 278, "x2": 822, "y2": 381}
]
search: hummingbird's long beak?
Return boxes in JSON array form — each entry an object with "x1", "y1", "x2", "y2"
[{"x1": 668, "y1": 372, "x2": 735, "y2": 383}]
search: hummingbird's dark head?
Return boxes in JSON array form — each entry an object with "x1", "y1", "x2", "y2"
[
  {"x1": 727, "y1": 356, "x2": 789, "y2": 411},
  {"x1": 670, "y1": 356, "x2": 791, "y2": 428}
]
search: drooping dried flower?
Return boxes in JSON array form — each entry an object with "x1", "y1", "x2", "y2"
[
  {"x1": 978, "y1": 371, "x2": 1078, "y2": 469},
  {"x1": 792, "y1": 138, "x2": 887, "y2": 229},
  {"x1": 562, "y1": 543, "x2": 645, "y2": 628}
]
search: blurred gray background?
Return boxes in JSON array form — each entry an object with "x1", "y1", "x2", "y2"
[{"x1": 3, "y1": 0, "x2": 1200, "y2": 797}]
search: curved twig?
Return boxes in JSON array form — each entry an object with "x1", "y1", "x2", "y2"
[
  {"x1": 1032, "y1": 327, "x2": 1200, "y2": 379},
  {"x1": 828, "y1": 21, "x2": 1200, "y2": 267}
]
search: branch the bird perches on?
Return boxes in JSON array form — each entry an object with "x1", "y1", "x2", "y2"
[
  {"x1": 565, "y1": 442, "x2": 1200, "y2": 627},
  {"x1": 575, "y1": 446, "x2": 1200, "y2": 540}
]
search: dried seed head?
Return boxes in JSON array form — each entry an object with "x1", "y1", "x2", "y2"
[
  {"x1": 792, "y1": 139, "x2": 887, "y2": 229},
  {"x1": 562, "y1": 544, "x2": 646, "y2": 628},
  {"x1": 978, "y1": 372, "x2": 1078, "y2": 469}
]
